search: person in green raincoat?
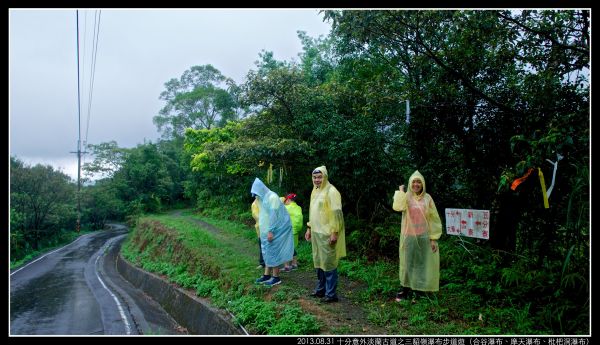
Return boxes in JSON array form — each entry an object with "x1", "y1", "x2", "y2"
[
  {"x1": 282, "y1": 193, "x2": 302, "y2": 272},
  {"x1": 392, "y1": 170, "x2": 442, "y2": 302},
  {"x1": 305, "y1": 166, "x2": 346, "y2": 303}
]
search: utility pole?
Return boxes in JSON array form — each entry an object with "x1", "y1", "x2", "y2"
[
  {"x1": 70, "y1": 141, "x2": 87, "y2": 233},
  {"x1": 71, "y1": 10, "x2": 98, "y2": 232},
  {"x1": 73, "y1": 10, "x2": 82, "y2": 233}
]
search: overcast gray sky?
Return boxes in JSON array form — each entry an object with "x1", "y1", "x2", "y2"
[{"x1": 9, "y1": 8, "x2": 332, "y2": 180}]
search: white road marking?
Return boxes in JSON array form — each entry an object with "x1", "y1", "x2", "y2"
[
  {"x1": 95, "y1": 241, "x2": 132, "y2": 335},
  {"x1": 10, "y1": 234, "x2": 92, "y2": 276}
]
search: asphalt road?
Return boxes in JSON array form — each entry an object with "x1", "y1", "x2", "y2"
[{"x1": 10, "y1": 224, "x2": 186, "y2": 335}]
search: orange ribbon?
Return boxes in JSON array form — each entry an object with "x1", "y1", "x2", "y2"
[
  {"x1": 510, "y1": 167, "x2": 549, "y2": 208},
  {"x1": 510, "y1": 168, "x2": 534, "y2": 191}
]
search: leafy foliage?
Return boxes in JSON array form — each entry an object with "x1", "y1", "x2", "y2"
[
  {"x1": 10, "y1": 156, "x2": 77, "y2": 258},
  {"x1": 153, "y1": 64, "x2": 242, "y2": 140},
  {"x1": 11, "y1": 10, "x2": 589, "y2": 335}
]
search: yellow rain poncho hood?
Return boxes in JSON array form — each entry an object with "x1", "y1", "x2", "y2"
[
  {"x1": 308, "y1": 166, "x2": 346, "y2": 271},
  {"x1": 392, "y1": 170, "x2": 442, "y2": 292},
  {"x1": 409, "y1": 170, "x2": 426, "y2": 200}
]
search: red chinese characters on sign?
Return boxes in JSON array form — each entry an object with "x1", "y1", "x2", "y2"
[{"x1": 445, "y1": 208, "x2": 490, "y2": 239}]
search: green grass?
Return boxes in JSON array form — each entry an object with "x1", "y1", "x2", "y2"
[
  {"x1": 122, "y1": 213, "x2": 319, "y2": 335},
  {"x1": 10, "y1": 229, "x2": 96, "y2": 270},
  {"x1": 122, "y1": 208, "x2": 589, "y2": 335}
]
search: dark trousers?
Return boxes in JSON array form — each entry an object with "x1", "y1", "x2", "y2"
[
  {"x1": 258, "y1": 238, "x2": 265, "y2": 267},
  {"x1": 315, "y1": 268, "x2": 338, "y2": 298}
]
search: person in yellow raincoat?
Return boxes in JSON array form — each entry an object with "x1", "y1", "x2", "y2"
[
  {"x1": 305, "y1": 166, "x2": 346, "y2": 303},
  {"x1": 392, "y1": 170, "x2": 442, "y2": 302},
  {"x1": 251, "y1": 197, "x2": 265, "y2": 269},
  {"x1": 281, "y1": 193, "x2": 302, "y2": 272}
]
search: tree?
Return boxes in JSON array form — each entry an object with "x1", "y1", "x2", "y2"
[
  {"x1": 111, "y1": 142, "x2": 175, "y2": 213},
  {"x1": 10, "y1": 156, "x2": 76, "y2": 251},
  {"x1": 322, "y1": 10, "x2": 589, "y2": 333},
  {"x1": 154, "y1": 65, "x2": 241, "y2": 140},
  {"x1": 323, "y1": 9, "x2": 589, "y2": 228},
  {"x1": 83, "y1": 140, "x2": 127, "y2": 180},
  {"x1": 81, "y1": 179, "x2": 126, "y2": 230}
]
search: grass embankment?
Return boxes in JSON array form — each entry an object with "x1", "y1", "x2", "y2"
[
  {"x1": 121, "y1": 212, "x2": 321, "y2": 335},
  {"x1": 121, "y1": 210, "x2": 548, "y2": 335},
  {"x1": 10, "y1": 229, "x2": 96, "y2": 270}
]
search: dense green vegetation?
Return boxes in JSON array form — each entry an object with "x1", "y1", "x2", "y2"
[
  {"x1": 124, "y1": 210, "x2": 580, "y2": 335},
  {"x1": 10, "y1": 10, "x2": 589, "y2": 334}
]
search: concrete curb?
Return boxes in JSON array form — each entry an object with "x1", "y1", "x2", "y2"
[{"x1": 116, "y1": 254, "x2": 244, "y2": 335}]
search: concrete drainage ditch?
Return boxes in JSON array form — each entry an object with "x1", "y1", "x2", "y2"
[{"x1": 116, "y1": 254, "x2": 245, "y2": 335}]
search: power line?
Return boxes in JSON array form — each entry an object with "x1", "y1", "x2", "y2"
[
  {"x1": 71, "y1": 10, "x2": 91, "y2": 233},
  {"x1": 85, "y1": 10, "x2": 101, "y2": 147},
  {"x1": 72, "y1": 10, "x2": 101, "y2": 232},
  {"x1": 74, "y1": 10, "x2": 82, "y2": 232},
  {"x1": 80, "y1": 10, "x2": 101, "y2": 179}
]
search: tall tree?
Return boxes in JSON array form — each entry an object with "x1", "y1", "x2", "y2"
[
  {"x1": 112, "y1": 142, "x2": 175, "y2": 213},
  {"x1": 81, "y1": 179, "x2": 126, "y2": 230},
  {"x1": 10, "y1": 157, "x2": 76, "y2": 250},
  {"x1": 83, "y1": 141, "x2": 127, "y2": 180},
  {"x1": 324, "y1": 9, "x2": 589, "y2": 227},
  {"x1": 154, "y1": 65, "x2": 240, "y2": 140}
]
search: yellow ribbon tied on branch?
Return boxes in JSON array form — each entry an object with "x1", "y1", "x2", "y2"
[
  {"x1": 538, "y1": 167, "x2": 549, "y2": 209},
  {"x1": 267, "y1": 163, "x2": 273, "y2": 184},
  {"x1": 511, "y1": 167, "x2": 550, "y2": 208}
]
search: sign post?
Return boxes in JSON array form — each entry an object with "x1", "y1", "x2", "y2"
[{"x1": 445, "y1": 208, "x2": 490, "y2": 239}]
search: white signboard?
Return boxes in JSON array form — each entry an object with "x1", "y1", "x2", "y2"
[{"x1": 445, "y1": 208, "x2": 490, "y2": 240}]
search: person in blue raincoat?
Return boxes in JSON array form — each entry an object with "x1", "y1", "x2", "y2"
[{"x1": 251, "y1": 178, "x2": 295, "y2": 286}]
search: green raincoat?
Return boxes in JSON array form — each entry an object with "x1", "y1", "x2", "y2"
[{"x1": 284, "y1": 201, "x2": 303, "y2": 248}]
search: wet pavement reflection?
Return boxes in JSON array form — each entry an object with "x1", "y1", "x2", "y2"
[{"x1": 10, "y1": 229, "x2": 125, "y2": 335}]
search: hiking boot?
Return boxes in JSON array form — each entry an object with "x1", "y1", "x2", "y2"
[
  {"x1": 263, "y1": 276, "x2": 282, "y2": 286},
  {"x1": 255, "y1": 275, "x2": 271, "y2": 284},
  {"x1": 310, "y1": 291, "x2": 325, "y2": 298},
  {"x1": 395, "y1": 290, "x2": 412, "y2": 302},
  {"x1": 321, "y1": 296, "x2": 339, "y2": 303}
]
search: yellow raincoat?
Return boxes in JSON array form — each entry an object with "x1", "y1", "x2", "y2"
[
  {"x1": 251, "y1": 198, "x2": 260, "y2": 237},
  {"x1": 308, "y1": 166, "x2": 346, "y2": 271},
  {"x1": 393, "y1": 170, "x2": 442, "y2": 292}
]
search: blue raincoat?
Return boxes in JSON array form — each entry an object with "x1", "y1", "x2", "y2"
[{"x1": 250, "y1": 178, "x2": 294, "y2": 267}]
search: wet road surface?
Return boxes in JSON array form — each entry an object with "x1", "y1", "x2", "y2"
[{"x1": 10, "y1": 224, "x2": 186, "y2": 335}]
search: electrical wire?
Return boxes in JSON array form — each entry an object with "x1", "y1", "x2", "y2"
[{"x1": 84, "y1": 10, "x2": 101, "y2": 148}]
